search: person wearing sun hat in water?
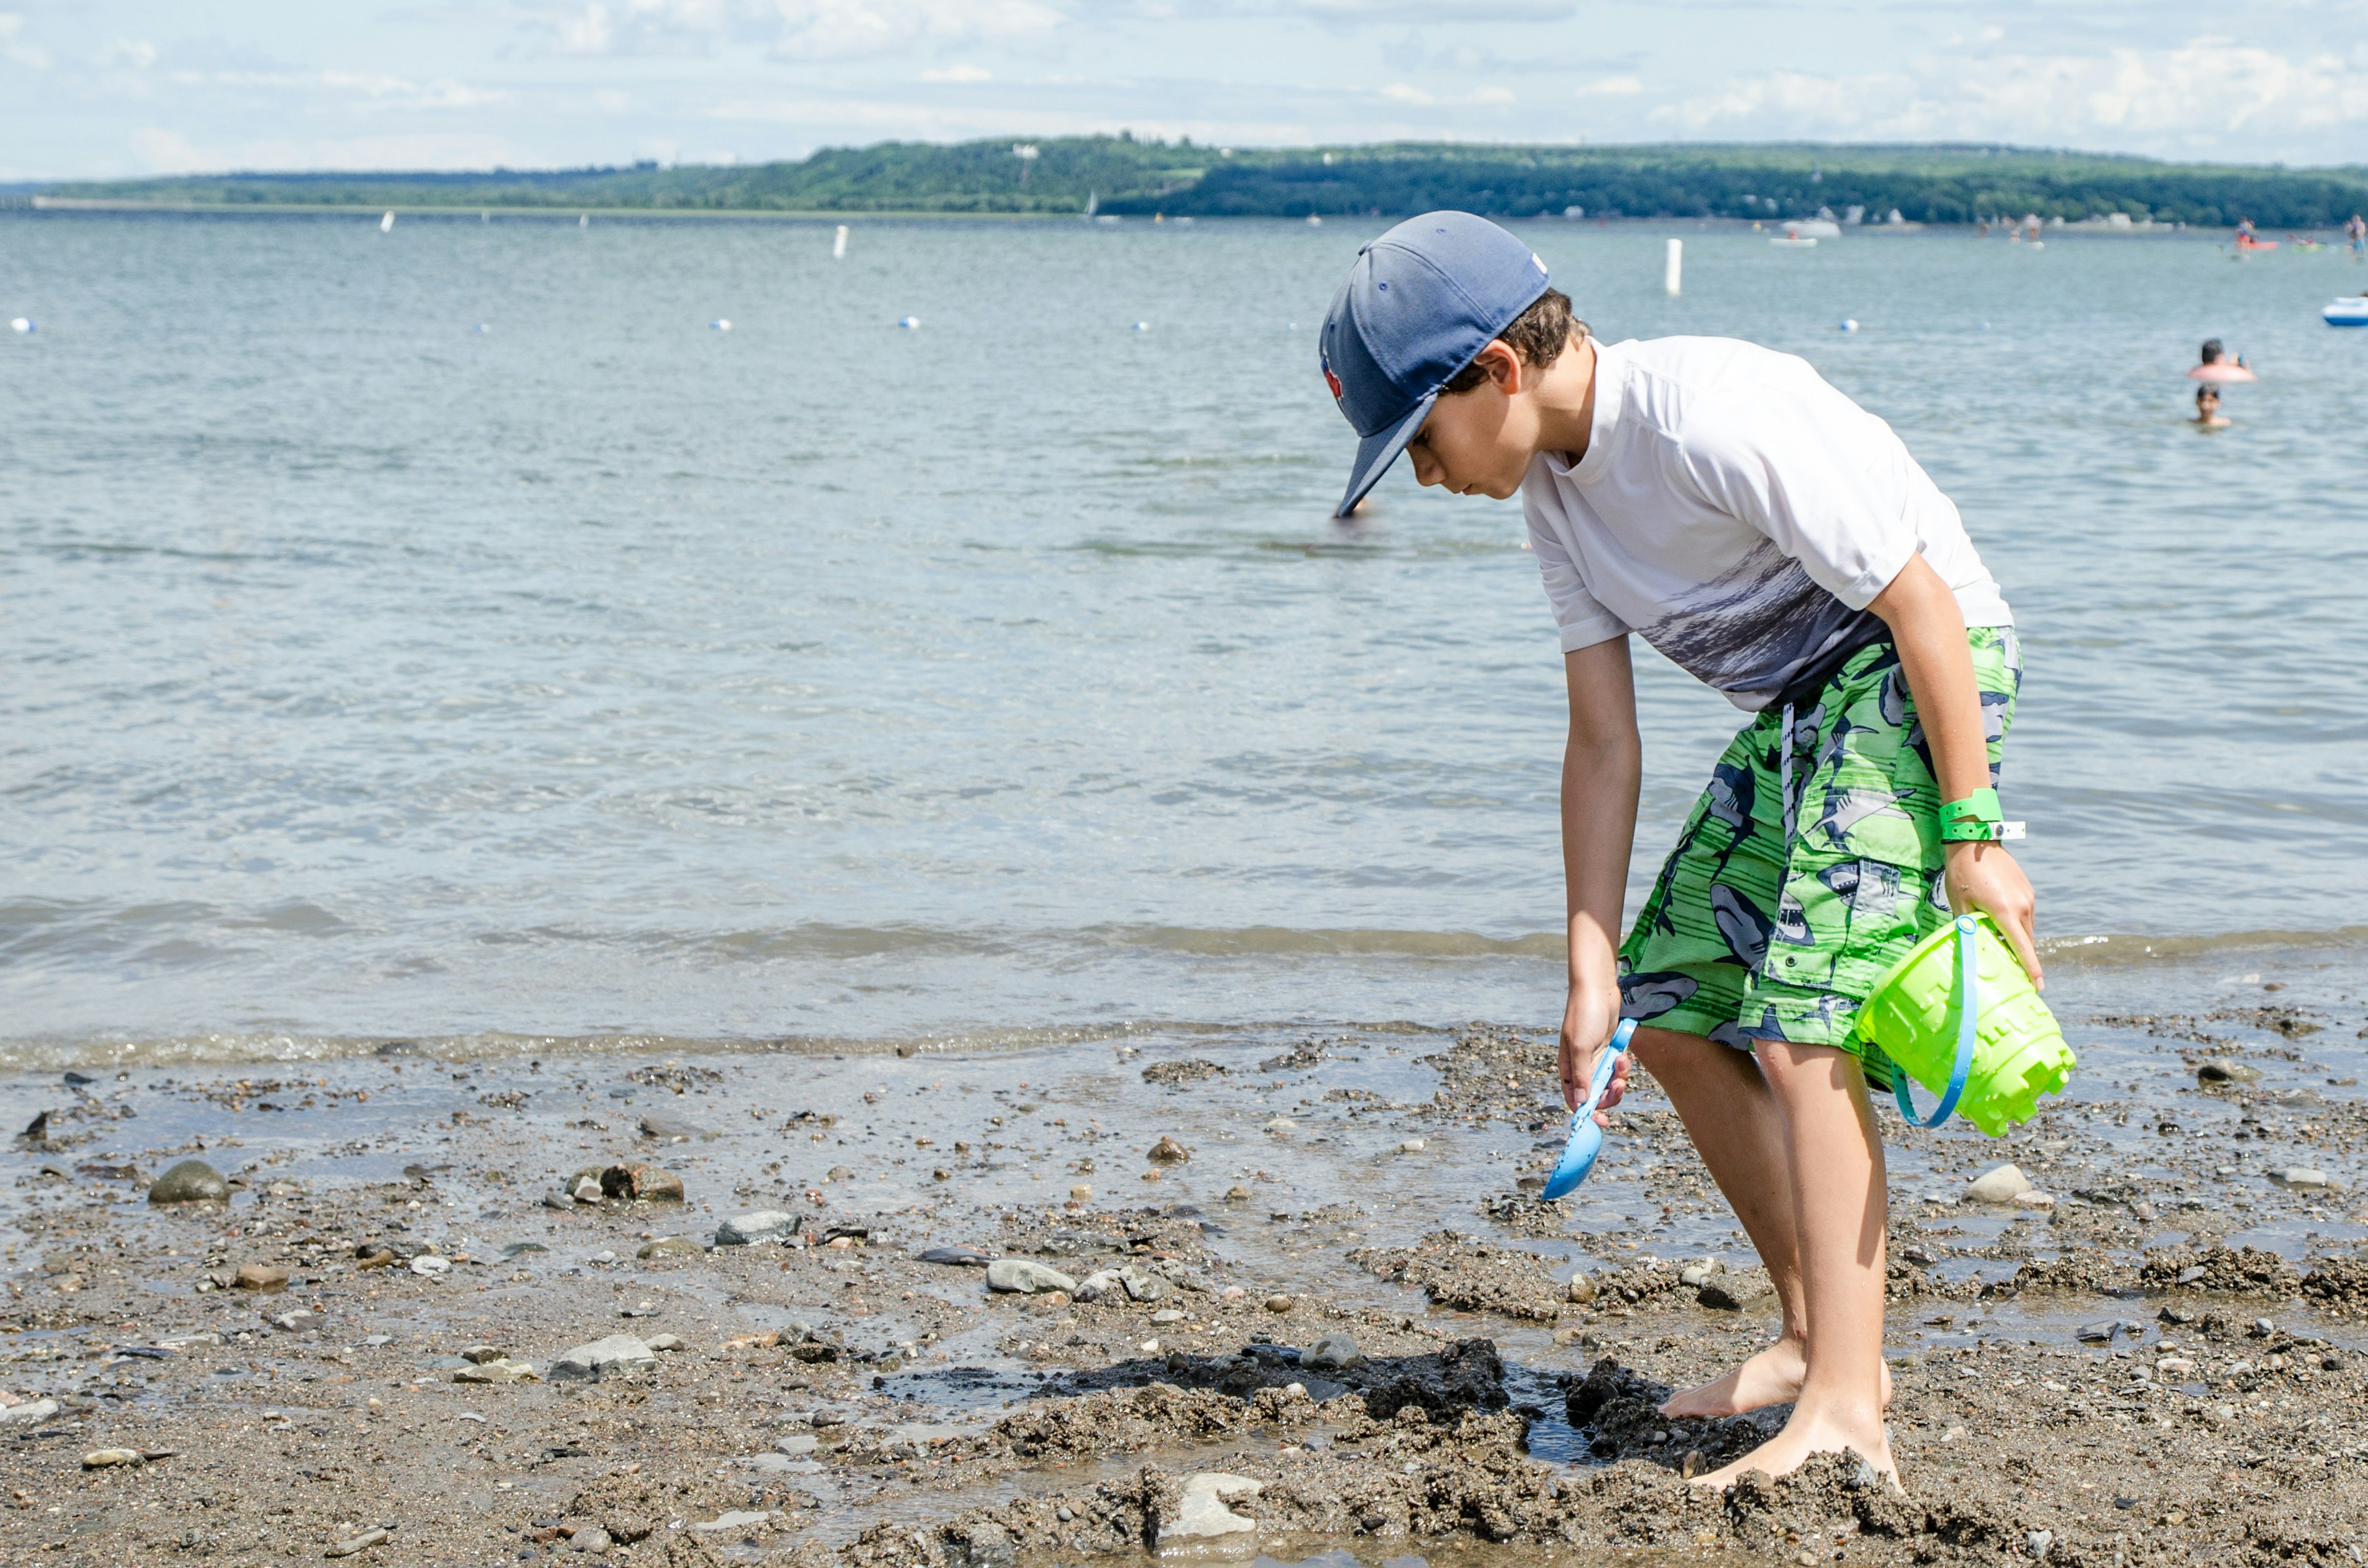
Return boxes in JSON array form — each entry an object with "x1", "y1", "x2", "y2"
[{"x1": 1317, "y1": 211, "x2": 2039, "y2": 1488}]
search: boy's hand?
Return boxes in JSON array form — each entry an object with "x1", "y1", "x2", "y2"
[
  {"x1": 1945, "y1": 840, "x2": 2044, "y2": 990},
  {"x1": 1558, "y1": 986, "x2": 1632, "y2": 1123}
]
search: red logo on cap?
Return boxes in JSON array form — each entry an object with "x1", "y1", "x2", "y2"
[{"x1": 1323, "y1": 366, "x2": 1342, "y2": 400}]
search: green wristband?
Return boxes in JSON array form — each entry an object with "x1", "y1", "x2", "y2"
[{"x1": 1939, "y1": 787, "x2": 2004, "y2": 843}]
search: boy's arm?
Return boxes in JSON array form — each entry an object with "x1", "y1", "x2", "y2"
[
  {"x1": 1558, "y1": 636, "x2": 1642, "y2": 1114},
  {"x1": 1868, "y1": 554, "x2": 2044, "y2": 987}
]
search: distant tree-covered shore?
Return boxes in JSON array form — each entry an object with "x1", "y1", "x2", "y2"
[{"x1": 31, "y1": 136, "x2": 2368, "y2": 229}]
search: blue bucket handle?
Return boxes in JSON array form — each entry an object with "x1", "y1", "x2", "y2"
[{"x1": 1893, "y1": 914, "x2": 1978, "y2": 1129}]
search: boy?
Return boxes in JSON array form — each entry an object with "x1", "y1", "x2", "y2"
[{"x1": 1318, "y1": 213, "x2": 2040, "y2": 1486}]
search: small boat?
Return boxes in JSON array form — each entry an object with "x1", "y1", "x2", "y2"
[
  {"x1": 2235, "y1": 235, "x2": 2278, "y2": 252},
  {"x1": 2324, "y1": 297, "x2": 2368, "y2": 327},
  {"x1": 1769, "y1": 232, "x2": 1817, "y2": 249}
]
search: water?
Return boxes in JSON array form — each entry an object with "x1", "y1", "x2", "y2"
[{"x1": 4, "y1": 211, "x2": 2366, "y2": 1062}]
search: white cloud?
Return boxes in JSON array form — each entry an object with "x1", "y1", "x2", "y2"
[
  {"x1": 0, "y1": 12, "x2": 51, "y2": 69},
  {"x1": 96, "y1": 39, "x2": 157, "y2": 70},
  {"x1": 919, "y1": 63, "x2": 992, "y2": 81},
  {"x1": 532, "y1": 0, "x2": 1060, "y2": 60},
  {"x1": 1379, "y1": 80, "x2": 1515, "y2": 107},
  {"x1": 1653, "y1": 40, "x2": 2368, "y2": 155}
]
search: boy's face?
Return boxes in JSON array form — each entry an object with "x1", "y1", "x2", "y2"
[{"x1": 1403, "y1": 342, "x2": 1539, "y2": 501}]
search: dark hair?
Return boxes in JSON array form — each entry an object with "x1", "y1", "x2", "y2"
[
  {"x1": 2200, "y1": 338, "x2": 2224, "y2": 364},
  {"x1": 1440, "y1": 288, "x2": 1584, "y2": 395}
]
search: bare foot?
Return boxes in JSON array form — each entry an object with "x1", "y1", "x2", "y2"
[
  {"x1": 1658, "y1": 1339, "x2": 1893, "y2": 1419},
  {"x1": 1692, "y1": 1398, "x2": 1895, "y2": 1490}
]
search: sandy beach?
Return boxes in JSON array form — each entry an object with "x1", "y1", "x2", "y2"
[{"x1": 3, "y1": 954, "x2": 2363, "y2": 1567}]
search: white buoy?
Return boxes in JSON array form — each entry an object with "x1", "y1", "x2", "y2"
[
  {"x1": 380, "y1": 211, "x2": 394, "y2": 233},
  {"x1": 897, "y1": 316, "x2": 921, "y2": 330},
  {"x1": 578, "y1": 213, "x2": 588, "y2": 229},
  {"x1": 710, "y1": 318, "x2": 731, "y2": 331},
  {"x1": 1664, "y1": 237, "x2": 1683, "y2": 296},
  {"x1": 1306, "y1": 214, "x2": 1323, "y2": 227},
  {"x1": 1132, "y1": 321, "x2": 1149, "y2": 332},
  {"x1": 9, "y1": 317, "x2": 31, "y2": 334},
  {"x1": 1840, "y1": 318, "x2": 1859, "y2": 332},
  {"x1": 474, "y1": 323, "x2": 490, "y2": 334},
  {"x1": 832, "y1": 224, "x2": 849, "y2": 260}
]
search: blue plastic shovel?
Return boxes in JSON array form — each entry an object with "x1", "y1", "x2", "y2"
[{"x1": 1542, "y1": 1017, "x2": 1637, "y2": 1201}]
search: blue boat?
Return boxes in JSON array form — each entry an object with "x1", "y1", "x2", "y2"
[{"x1": 2324, "y1": 297, "x2": 2368, "y2": 327}]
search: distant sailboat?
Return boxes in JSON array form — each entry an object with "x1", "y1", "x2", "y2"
[
  {"x1": 1083, "y1": 191, "x2": 1098, "y2": 220},
  {"x1": 379, "y1": 211, "x2": 394, "y2": 233}
]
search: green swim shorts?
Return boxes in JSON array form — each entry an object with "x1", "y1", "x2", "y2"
[{"x1": 1616, "y1": 626, "x2": 2021, "y2": 1087}]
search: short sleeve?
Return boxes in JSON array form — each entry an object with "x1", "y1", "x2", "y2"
[
  {"x1": 1524, "y1": 500, "x2": 1629, "y2": 654},
  {"x1": 1674, "y1": 377, "x2": 1915, "y2": 610}
]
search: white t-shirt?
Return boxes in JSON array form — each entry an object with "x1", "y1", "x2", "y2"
[{"x1": 1523, "y1": 335, "x2": 2011, "y2": 711}]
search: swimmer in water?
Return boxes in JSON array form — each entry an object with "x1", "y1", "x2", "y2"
[
  {"x1": 2350, "y1": 215, "x2": 2366, "y2": 257},
  {"x1": 2193, "y1": 386, "x2": 2230, "y2": 428}
]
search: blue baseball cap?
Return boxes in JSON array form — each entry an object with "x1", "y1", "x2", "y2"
[{"x1": 1319, "y1": 211, "x2": 1551, "y2": 517}]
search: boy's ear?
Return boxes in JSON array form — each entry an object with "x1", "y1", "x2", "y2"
[{"x1": 1471, "y1": 339, "x2": 1524, "y2": 395}]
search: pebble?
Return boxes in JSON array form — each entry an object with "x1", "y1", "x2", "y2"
[
  {"x1": 1263, "y1": 1119, "x2": 1296, "y2": 1135},
  {"x1": 1219, "y1": 1285, "x2": 1248, "y2": 1301},
  {"x1": 918, "y1": 1246, "x2": 990, "y2": 1266},
  {"x1": 1304, "y1": 1332, "x2": 1363, "y2": 1371},
  {"x1": 601, "y1": 1163, "x2": 684, "y2": 1202},
  {"x1": 1566, "y1": 1274, "x2": 1598, "y2": 1304},
  {"x1": 82, "y1": 1448, "x2": 142, "y2": 1468},
  {"x1": 1225, "y1": 1186, "x2": 1252, "y2": 1202},
  {"x1": 1679, "y1": 1260, "x2": 1724, "y2": 1287},
  {"x1": 2274, "y1": 1168, "x2": 2332, "y2": 1189},
  {"x1": 1698, "y1": 1270, "x2": 1775, "y2": 1311},
  {"x1": 2198, "y1": 1060, "x2": 2262, "y2": 1084},
  {"x1": 1069, "y1": 1184, "x2": 1093, "y2": 1204},
  {"x1": 549, "y1": 1334, "x2": 657, "y2": 1380},
  {"x1": 271, "y1": 1308, "x2": 324, "y2": 1332},
  {"x1": 461, "y1": 1344, "x2": 509, "y2": 1364},
  {"x1": 570, "y1": 1527, "x2": 614, "y2": 1553},
  {"x1": 453, "y1": 1357, "x2": 539, "y2": 1384},
  {"x1": 2012, "y1": 1190, "x2": 2057, "y2": 1209},
  {"x1": 1964, "y1": 1164, "x2": 2033, "y2": 1204},
  {"x1": 638, "y1": 1113, "x2": 705, "y2": 1141},
  {"x1": 1166, "y1": 1472, "x2": 1262, "y2": 1540},
  {"x1": 985, "y1": 1258, "x2": 1078, "y2": 1294},
  {"x1": 2027, "y1": 1529, "x2": 2053, "y2": 1561},
  {"x1": 326, "y1": 1527, "x2": 391, "y2": 1557},
  {"x1": 637, "y1": 1236, "x2": 703, "y2": 1258},
  {"x1": 570, "y1": 1178, "x2": 603, "y2": 1202},
  {"x1": 409, "y1": 1255, "x2": 451, "y2": 1277},
  {"x1": 0, "y1": 1398, "x2": 60, "y2": 1427},
  {"x1": 543, "y1": 1192, "x2": 577, "y2": 1210},
  {"x1": 646, "y1": 1334, "x2": 686, "y2": 1352},
  {"x1": 1396, "y1": 1138, "x2": 1424, "y2": 1153},
  {"x1": 1148, "y1": 1135, "x2": 1191, "y2": 1164},
  {"x1": 147, "y1": 1159, "x2": 229, "y2": 1205},
  {"x1": 1151, "y1": 1308, "x2": 1185, "y2": 1323},
  {"x1": 2075, "y1": 1321, "x2": 2125, "y2": 1344},
  {"x1": 235, "y1": 1263, "x2": 290, "y2": 1291},
  {"x1": 1263, "y1": 1294, "x2": 1294, "y2": 1313},
  {"x1": 715, "y1": 1210, "x2": 800, "y2": 1246},
  {"x1": 775, "y1": 1434, "x2": 820, "y2": 1455}
]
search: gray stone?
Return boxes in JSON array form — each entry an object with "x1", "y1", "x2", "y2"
[
  {"x1": 918, "y1": 1246, "x2": 990, "y2": 1266},
  {"x1": 1304, "y1": 1333, "x2": 1363, "y2": 1371},
  {"x1": 1151, "y1": 1308, "x2": 1186, "y2": 1324},
  {"x1": 2027, "y1": 1530, "x2": 2054, "y2": 1561},
  {"x1": 1698, "y1": 1269, "x2": 1776, "y2": 1311},
  {"x1": 985, "y1": 1258, "x2": 1077, "y2": 1295},
  {"x1": 2197, "y1": 1061, "x2": 2261, "y2": 1085},
  {"x1": 570, "y1": 1527, "x2": 614, "y2": 1553},
  {"x1": 1679, "y1": 1259, "x2": 1725, "y2": 1288},
  {"x1": 0, "y1": 1398, "x2": 60, "y2": 1427},
  {"x1": 326, "y1": 1528, "x2": 390, "y2": 1558},
  {"x1": 1164, "y1": 1473, "x2": 1263, "y2": 1542},
  {"x1": 1964, "y1": 1164, "x2": 2033, "y2": 1205},
  {"x1": 549, "y1": 1334, "x2": 657, "y2": 1380},
  {"x1": 2274, "y1": 1168, "x2": 2332, "y2": 1190},
  {"x1": 775, "y1": 1434, "x2": 819, "y2": 1455},
  {"x1": 715, "y1": 1210, "x2": 800, "y2": 1246},
  {"x1": 639, "y1": 1114, "x2": 707, "y2": 1142},
  {"x1": 944, "y1": 1521, "x2": 1017, "y2": 1568},
  {"x1": 644, "y1": 1334, "x2": 686, "y2": 1353},
  {"x1": 1121, "y1": 1265, "x2": 1169, "y2": 1303},
  {"x1": 147, "y1": 1160, "x2": 229, "y2": 1205},
  {"x1": 543, "y1": 1191, "x2": 577, "y2": 1210}
]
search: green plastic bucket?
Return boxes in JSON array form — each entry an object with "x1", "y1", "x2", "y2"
[{"x1": 1856, "y1": 912, "x2": 2076, "y2": 1136}]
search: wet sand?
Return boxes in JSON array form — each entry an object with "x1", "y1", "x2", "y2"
[{"x1": 2, "y1": 951, "x2": 2365, "y2": 1566}]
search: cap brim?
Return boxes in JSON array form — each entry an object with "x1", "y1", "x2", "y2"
[{"x1": 1335, "y1": 393, "x2": 1435, "y2": 518}]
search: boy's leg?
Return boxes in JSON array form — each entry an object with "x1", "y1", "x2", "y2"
[
  {"x1": 1629, "y1": 1025, "x2": 1806, "y2": 1416},
  {"x1": 1696, "y1": 1040, "x2": 1893, "y2": 1487}
]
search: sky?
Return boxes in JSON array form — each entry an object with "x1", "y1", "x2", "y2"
[{"x1": 4, "y1": 1, "x2": 2367, "y2": 181}]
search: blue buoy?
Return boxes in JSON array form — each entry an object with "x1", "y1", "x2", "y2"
[
  {"x1": 1840, "y1": 318, "x2": 1859, "y2": 332},
  {"x1": 897, "y1": 316, "x2": 921, "y2": 330},
  {"x1": 710, "y1": 318, "x2": 731, "y2": 332},
  {"x1": 1132, "y1": 321, "x2": 1149, "y2": 332}
]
